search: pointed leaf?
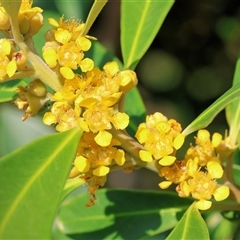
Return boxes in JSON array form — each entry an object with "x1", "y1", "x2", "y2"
[
  {"x1": 81, "y1": 0, "x2": 108, "y2": 36},
  {"x1": 226, "y1": 53, "x2": 240, "y2": 143},
  {"x1": 0, "y1": 128, "x2": 81, "y2": 239},
  {"x1": 183, "y1": 82, "x2": 240, "y2": 136},
  {"x1": 166, "y1": 203, "x2": 210, "y2": 240},
  {"x1": 121, "y1": 0, "x2": 174, "y2": 70},
  {"x1": 53, "y1": 189, "x2": 193, "y2": 239}
]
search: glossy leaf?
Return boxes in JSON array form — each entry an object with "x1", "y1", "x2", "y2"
[
  {"x1": 226, "y1": 53, "x2": 240, "y2": 144},
  {"x1": 121, "y1": 0, "x2": 174, "y2": 70},
  {"x1": 0, "y1": 128, "x2": 81, "y2": 239},
  {"x1": 0, "y1": 80, "x2": 26, "y2": 102},
  {"x1": 183, "y1": 82, "x2": 240, "y2": 136},
  {"x1": 53, "y1": 189, "x2": 193, "y2": 239},
  {"x1": 125, "y1": 88, "x2": 146, "y2": 137},
  {"x1": 166, "y1": 203, "x2": 210, "y2": 240}
]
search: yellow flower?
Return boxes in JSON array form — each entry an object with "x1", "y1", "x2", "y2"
[{"x1": 136, "y1": 112, "x2": 184, "y2": 163}]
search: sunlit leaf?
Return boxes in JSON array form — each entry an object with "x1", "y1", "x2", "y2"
[
  {"x1": 166, "y1": 203, "x2": 210, "y2": 240},
  {"x1": 226, "y1": 53, "x2": 240, "y2": 144},
  {"x1": 121, "y1": 0, "x2": 174, "y2": 70},
  {"x1": 53, "y1": 189, "x2": 193, "y2": 239},
  {"x1": 183, "y1": 82, "x2": 240, "y2": 136},
  {"x1": 0, "y1": 128, "x2": 81, "y2": 239}
]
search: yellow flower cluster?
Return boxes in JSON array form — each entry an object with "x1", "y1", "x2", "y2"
[
  {"x1": 43, "y1": 61, "x2": 137, "y2": 205},
  {"x1": 158, "y1": 129, "x2": 232, "y2": 210},
  {"x1": 0, "y1": 0, "x2": 43, "y2": 37},
  {"x1": 135, "y1": 112, "x2": 185, "y2": 165},
  {"x1": 42, "y1": 16, "x2": 94, "y2": 79},
  {"x1": 0, "y1": 39, "x2": 18, "y2": 79},
  {"x1": 0, "y1": 1, "x2": 43, "y2": 80}
]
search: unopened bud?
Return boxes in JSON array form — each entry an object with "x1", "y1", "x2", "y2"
[
  {"x1": 0, "y1": 7, "x2": 10, "y2": 30},
  {"x1": 12, "y1": 50, "x2": 27, "y2": 70},
  {"x1": 28, "y1": 79, "x2": 47, "y2": 97},
  {"x1": 119, "y1": 70, "x2": 138, "y2": 93},
  {"x1": 28, "y1": 12, "x2": 44, "y2": 36}
]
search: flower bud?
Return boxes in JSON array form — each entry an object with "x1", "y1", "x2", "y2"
[
  {"x1": 28, "y1": 79, "x2": 47, "y2": 97},
  {"x1": 119, "y1": 70, "x2": 138, "y2": 93},
  {"x1": 0, "y1": 7, "x2": 10, "y2": 30},
  {"x1": 28, "y1": 12, "x2": 44, "y2": 36}
]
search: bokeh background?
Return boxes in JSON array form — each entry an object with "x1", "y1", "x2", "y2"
[{"x1": 1, "y1": 0, "x2": 240, "y2": 189}]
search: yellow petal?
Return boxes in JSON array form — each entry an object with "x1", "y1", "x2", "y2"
[
  {"x1": 74, "y1": 156, "x2": 90, "y2": 172},
  {"x1": 42, "y1": 48, "x2": 57, "y2": 68},
  {"x1": 80, "y1": 58, "x2": 94, "y2": 72},
  {"x1": 195, "y1": 199, "x2": 212, "y2": 210},
  {"x1": 207, "y1": 161, "x2": 223, "y2": 179},
  {"x1": 112, "y1": 112, "x2": 129, "y2": 130},
  {"x1": 212, "y1": 132, "x2": 222, "y2": 148},
  {"x1": 158, "y1": 181, "x2": 172, "y2": 189},
  {"x1": 48, "y1": 18, "x2": 59, "y2": 27},
  {"x1": 103, "y1": 61, "x2": 119, "y2": 76},
  {"x1": 92, "y1": 165, "x2": 110, "y2": 176},
  {"x1": 94, "y1": 130, "x2": 112, "y2": 147},
  {"x1": 6, "y1": 60, "x2": 17, "y2": 77},
  {"x1": 76, "y1": 36, "x2": 91, "y2": 51},
  {"x1": 55, "y1": 28, "x2": 71, "y2": 44},
  {"x1": 60, "y1": 66, "x2": 74, "y2": 79},
  {"x1": 78, "y1": 119, "x2": 89, "y2": 132},
  {"x1": 173, "y1": 133, "x2": 185, "y2": 150},
  {"x1": 139, "y1": 150, "x2": 153, "y2": 162},
  {"x1": 159, "y1": 156, "x2": 176, "y2": 166},
  {"x1": 135, "y1": 128, "x2": 149, "y2": 144},
  {"x1": 2, "y1": 38, "x2": 11, "y2": 55},
  {"x1": 114, "y1": 149, "x2": 125, "y2": 166},
  {"x1": 43, "y1": 112, "x2": 57, "y2": 125},
  {"x1": 213, "y1": 186, "x2": 230, "y2": 201}
]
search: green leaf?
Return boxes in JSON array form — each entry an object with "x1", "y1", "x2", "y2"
[
  {"x1": 125, "y1": 87, "x2": 146, "y2": 137},
  {"x1": 81, "y1": 0, "x2": 108, "y2": 36},
  {"x1": 0, "y1": 128, "x2": 82, "y2": 239},
  {"x1": 166, "y1": 203, "x2": 210, "y2": 240},
  {"x1": 61, "y1": 178, "x2": 85, "y2": 202},
  {"x1": 183, "y1": 82, "x2": 240, "y2": 136},
  {"x1": 53, "y1": 189, "x2": 193, "y2": 239},
  {"x1": 121, "y1": 0, "x2": 174, "y2": 70},
  {"x1": 86, "y1": 41, "x2": 122, "y2": 69},
  {"x1": 0, "y1": 80, "x2": 26, "y2": 102},
  {"x1": 226, "y1": 53, "x2": 240, "y2": 144},
  {"x1": 54, "y1": 0, "x2": 93, "y2": 20}
]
